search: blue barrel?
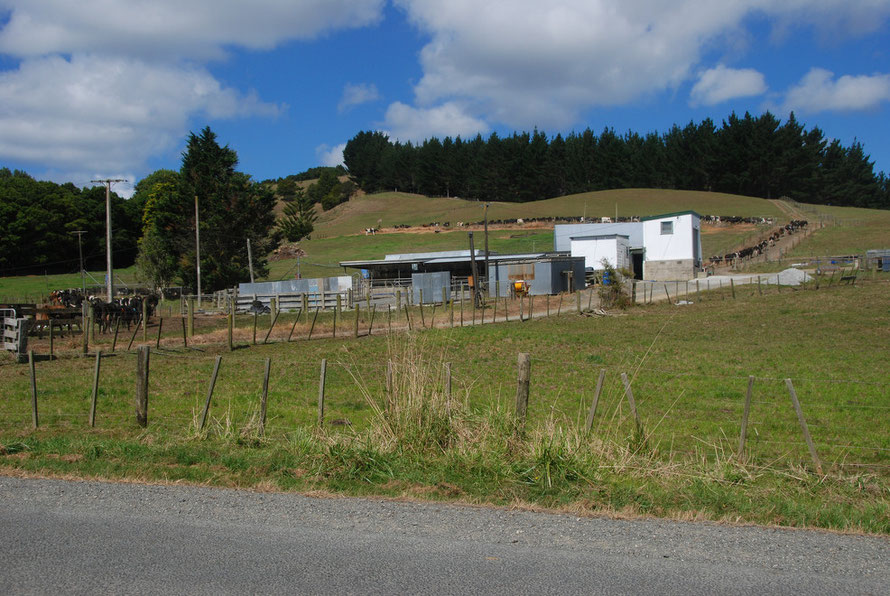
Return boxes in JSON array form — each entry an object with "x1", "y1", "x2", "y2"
[{"x1": 602, "y1": 270, "x2": 611, "y2": 285}]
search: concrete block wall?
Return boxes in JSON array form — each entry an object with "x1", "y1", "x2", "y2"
[{"x1": 643, "y1": 259, "x2": 697, "y2": 281}]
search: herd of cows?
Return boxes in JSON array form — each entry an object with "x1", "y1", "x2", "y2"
[
  {"x1": 708, "y1": 220, "x2": 808, "y2": 264},
  {"x1": 47, "y1": 289, "x2": 159, "y2": 333}
]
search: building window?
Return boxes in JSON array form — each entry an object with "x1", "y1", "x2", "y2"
[{"x1": 660, "y1": 221, "x2": 673, "y2": 235}]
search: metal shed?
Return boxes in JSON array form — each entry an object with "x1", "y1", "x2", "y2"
[
  {"x1": 866, "y1": 249, "x2": 890, "y2": 271},
  {"x1": 487, "y1": 255, "x2": 586, "y2": 297}
]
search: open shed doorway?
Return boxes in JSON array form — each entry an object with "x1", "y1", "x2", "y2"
[{"x1": 630, "y1": 249, "x2": 644, "y2": 280}]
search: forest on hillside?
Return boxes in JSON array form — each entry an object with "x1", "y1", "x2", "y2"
[
  {"x1": 343, "y1": 112, "x2": 889, "y2": 209},
  {"x1": 0, "y1": 168, "x2": 144, "y2": 277}
]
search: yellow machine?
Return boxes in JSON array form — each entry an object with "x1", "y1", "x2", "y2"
[{"x1": 512, "y1": 280, "x2": 529, "y2": 297}]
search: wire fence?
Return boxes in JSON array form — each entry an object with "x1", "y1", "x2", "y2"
[{"x1": 2, "y1": 342, "x2": 887, "y2": 476}]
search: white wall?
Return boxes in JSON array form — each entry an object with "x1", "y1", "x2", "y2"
[
  {"x1": 642, "y1": 214, "x2": 700, "y2": 262},
  {"x1": 571, "y1": 236, "x2": 629, "y2": 270}
]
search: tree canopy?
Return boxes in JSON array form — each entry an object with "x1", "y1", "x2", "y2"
[
  {"x1": 343, "y1": 112, "x2": 890, "y2": 209},
  {"x1": 0, "y1": 168, "x2": 140, "y2": 276},
  {"x1": 136, "y1": 127, "x2": 279, "y2": 290}
]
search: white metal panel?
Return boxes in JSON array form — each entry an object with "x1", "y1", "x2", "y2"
[
  {"x1": 642, "y1": 213, "x2": 697, "y2": 261},
  {"x1": 571, "y1": 236, "x2": 630, "y2": 270}
]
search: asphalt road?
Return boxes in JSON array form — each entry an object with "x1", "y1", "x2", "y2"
[{"x1": 1, "y1": 476, "x2": 887, "y2": 595}]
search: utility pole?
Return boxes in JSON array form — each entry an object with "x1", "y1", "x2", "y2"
[
  {"x1": 247, "y1": 238, "x2": 255, "y2": 284},
  {"x1": 483, "y1": 203, "x2": 490, "y2": 298},
  {"x1": 195, "y1": 195, "x2": 201, "y2": 305},
  {"x1": 69, "y1": 230, "x2": 87, "y2": 295},
  {"x1": 92, "y1": 178, "x2": 126, "y2": 302},
  {"x1": 468, "y1": 232, "x2": 482, "y2": 308}
]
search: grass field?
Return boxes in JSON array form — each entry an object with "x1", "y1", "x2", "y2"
[
  {"x1": 312, "y1": 188, "x2": 785, "y2": 238},
  {"x1": 2, "y1": 276, "x2": 888, "y2": 532}
]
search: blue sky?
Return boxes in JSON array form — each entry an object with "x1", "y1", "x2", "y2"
[{"x1": 1, "y1": 1, "x2": 888, "y2": 198}]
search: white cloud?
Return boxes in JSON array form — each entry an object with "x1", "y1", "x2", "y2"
[
  {"x1": 781, "y1": 67, "x2": 890, "y2": 113},
  {"x1": 0, "y1": 0, "x2": 385, "y2": 60},
  {"x1": 316, "y1": 143, "x2": 347, "y2": 167},
  {"x1": 0, "y1": 0, "x2": 385, "y2": 174},
  {"x1": 381, "y1": 102, "x2": 489, "y2": 143},
  {"x1": 393, "y1": 0, "x2": 890, "y2": 129},
  {"x1": 338, "y1": 83, "x2": 382, "y2": 113},
  {"x1": 690, "y1": 65, "x2": 767, "y2": 106},
  {"x1": 0, "y1": 55, "x2": 280, "y2": 173}
]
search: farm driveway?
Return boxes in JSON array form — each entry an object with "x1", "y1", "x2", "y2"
[{"x1": 1, "y1": 476, "x2": 887, "y2": 594}]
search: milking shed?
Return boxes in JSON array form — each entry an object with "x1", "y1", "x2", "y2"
[{"x1": 339, "y1": 250, "x2": 586, "y2": 296}]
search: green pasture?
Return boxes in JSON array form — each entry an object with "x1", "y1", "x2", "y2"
[
  {"x1": 0, "y1": 267, "x2": 140, "y2": 303},
  {"x1": 784, "y1": 204, "x2": 890, "y2": 257},
  {"x1": 313, "y1": 188, "x2": 785, "y2": 238},
  {"x1": 2, "y1": 277, "x2": 888, "y2": 532}
]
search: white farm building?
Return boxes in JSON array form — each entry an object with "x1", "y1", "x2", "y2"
[{"x1": 555, "y1": 211, "x2": 703, "y2": 281}]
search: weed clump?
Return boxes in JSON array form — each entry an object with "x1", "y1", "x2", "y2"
[{"x1": 597, "y1": 261, "x2": 633, "y2": 309}]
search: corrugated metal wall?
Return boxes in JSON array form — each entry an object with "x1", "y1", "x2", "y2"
[{"x1": 412, "y1": 272, "x2": 451, "y2": 304}]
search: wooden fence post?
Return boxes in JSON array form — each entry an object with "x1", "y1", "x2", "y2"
[
  {"x1": 388, "y1": 304, "x2": 392, "y2": 334},
  {"x1": 228, "y1": 313, "x2": 234, "y2": 351},
  {"x1": 354, "y1": 304, "x2": 360, "y2": 338},
  {"x1": 584, "y1": 369, "x2": 606, "y2": 434},
  {"x1": 317, "y1": 358, "x2": 327, "y2": 426},
  {"x1": 308, "y1": 307, "x2": 320, "y2": 340},
  {"x1": 471, "y1": 291, "x2": 476, "y2": 325},
  {"x1": 730, "y1": 278, "x2": 736, "y2": 299},
  {"x1": 368, "y1": 305, "x2": 376, "y2": 337},
  {"x1": 785, "y1": 378, "x2": 823, "y2": 474},
  {"x1": 460, "y1": 284, "x2": 464, "y2": 327},
  {"x1": 396, "y1": 289, "x2": 401, "y2": 312},
  {"x1": 181, "y1": 317, "x2": 188, "y2": 348},
  {"x1": 135, "y1": 346, "x2": 150, "y2": 428},
  {"x1": 156, "y1": 317, "x2": 163, "y2": 349},
  {"x1": 28, "y1": 351, "x2": 38, "y2": 428},
  {"x1": 515, "y1": 352, "x2": 531, "y2": 424},
  {"x1": 127, "y1": 319, "x2": 141, "y2": 351},
  {"x1": 404, "y1": 304, "x2": 412, "y2": 331},
  {"x1": 664, "y1": 284, "x2": 672, "y2": 304},
  {"x1": 187, "y1": 298, "x2": 195, "y2": 337},
  {"x1": 89, "y1": 351, "x2": 102, "y2": 427},
  {"x1": 252, "y1": 313, "x2": 258, "y2": 345},
  {"x1": 142, "y1": 300, "x2": 148, "y2": 342},
  {"x1": 738, "y1": 375, "x2": 754, "y2": 459},
  {"x1": 620, "y1": 372, "x2": 643, "y2": 434},
  {"x1": 199, "y1": 356, "x2": 222, "y2": 431},
  {"x1": 259, "y1": 358, "x2": 271, "y2": 435},
  {"x1": 576, "y1": 290, "x2": 581, "y2": 314},
  {"x1": 332, "y1": 300, "x2": 338, "y2": 338},
  {"x1": 82, "y1": 304, "x2": 89, "y2": 356},
  {"x1": 263, "y1": 309, "x2": 280, "y2": 344},
  {"x1": 49, "y1": 322, "x2": 54, "y2": 359}
]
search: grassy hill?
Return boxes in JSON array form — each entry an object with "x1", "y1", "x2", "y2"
[
  {"x1": 311, "y1": 188, "x2": 785, "y2": 239},
  {"x1": 279, "y1": 188, "x2": 785, "y2": 279}
]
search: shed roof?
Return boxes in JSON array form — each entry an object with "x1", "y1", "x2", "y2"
[
  {"x1": 640, "y1": 210, "x2": 701, "y2": 221},
  {"x1": 570, "y1": 234, "x2": 630, "y2": 241}
]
